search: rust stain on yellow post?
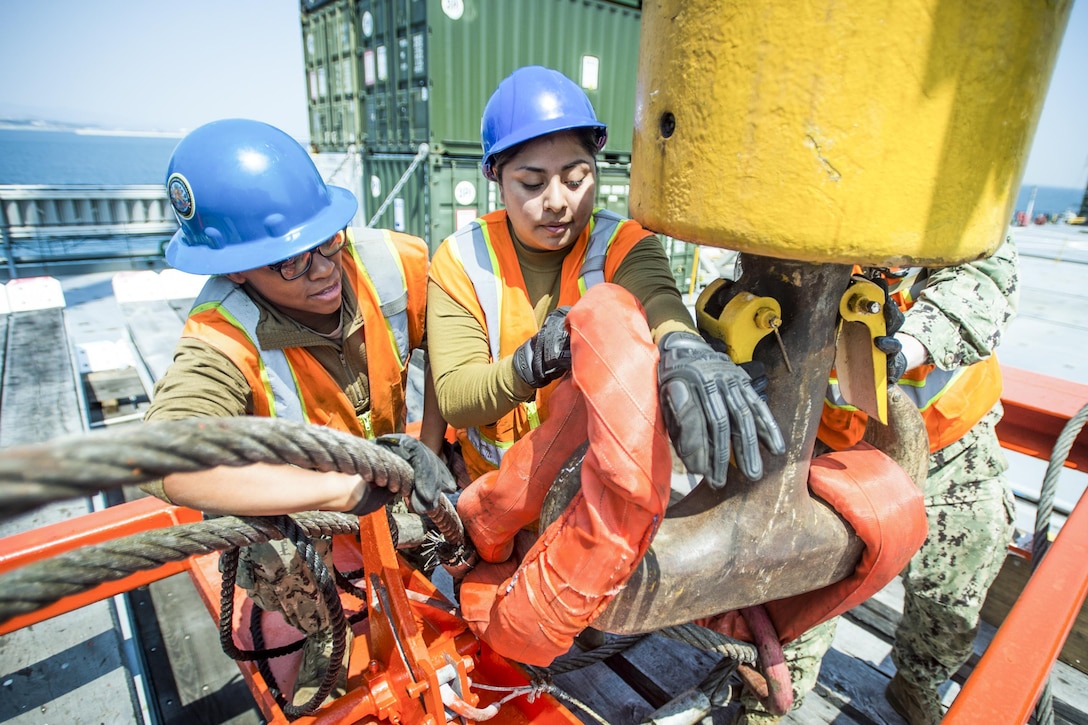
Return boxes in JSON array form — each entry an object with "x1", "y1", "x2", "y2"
[{"x1": 631, "y1": 0, "x2": 1072, "y2": 266}]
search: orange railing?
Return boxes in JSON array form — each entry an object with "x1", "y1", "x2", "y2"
[
  {"x1": 0, "y1": 496, "x2": 203, "y2": 635},
  {"x1": 997, "y1": 365, "x2": 1088, "y2": 470},
  {"x1": 945, "y1": 366, "x2": 1088, "y2": 723},
  {"x1": 944, "y1": 487, "x2": 1088, "y2": 723}
]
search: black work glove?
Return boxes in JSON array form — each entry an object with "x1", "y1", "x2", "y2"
[
  {"x1": 344, "y1": 479, "x2": 396, "y2": 517},
  {"x1": 440, "y1": 439, "x2": 472, "y2": 490},
  {"x1": 871, "y1": 275, "x2": 907, "y2": 384},
  {"x1": 739, "y1": 360, "x2": 769, "y2": 401},
  {"x1": 875, "y1": 335, "x2": 907, "y2": 384},
  {"x1": 657, "y1": 331, "x2": 786, "y2": 486},
  {"x1": 512, "y1": 306, "x2": 572, "y2": 388},
  {"x1": 374, "y1": 434, "x2": 457, "y2": 513}
]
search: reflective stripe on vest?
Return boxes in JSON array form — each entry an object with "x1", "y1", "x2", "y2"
[
  {"x1": 448, "y1": 220, "x2": 504, "y2": 362},
  {"x1": 885, "y1": 267, "x2": 929, "y2": 307},
  {"x1": 351, "y1": 227, "x2": 410, "y2": 367},
  {"x1": 193, "y1": 276, "x2": 305, "y2": 422},
  {"x1": 824, "y1": 350, "x2": 966, "y2": 413},
  {"x1": 577, "y1": 209, "x2": 624, "y2": 293},
  {"x1": 822, "y1": 265, "x2": 1000, "y2": 452},
  {"x1": 895, "y1": 365, "x2": 966, "y2": 411},
  {"x1": 450, "y1": 208, "x2": 624, "y2": 362},
  {"x1": 463, "y1": 401, "x2": 542, "y2": 468},
  {"x1": 192, "y1": 237, "x2": 411, "y2": 435},
  {"x1": 447, "y1": 208, "x2": 620, "y2": 466},
  {"x1": 824, "y1": 266, "x2": 950, "y2": 414},
  {"x1": 823, "y1": 377, "x2": 857, "y2": 411}
]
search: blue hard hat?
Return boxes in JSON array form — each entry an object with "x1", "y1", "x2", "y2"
[
  {"x1": 480, "y1": 66, "x2": 607, "y2": 181},
  {"x1": 164, "y1": 119, "x2": 358, "y2": 275}
]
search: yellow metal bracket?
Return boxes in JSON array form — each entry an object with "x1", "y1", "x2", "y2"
[
  {"x1": 696, "y1": 279, "x2": 788, "y2": 367},
  {"x1": 835, "y1": 276, "x2": 889, "y2": 423}
]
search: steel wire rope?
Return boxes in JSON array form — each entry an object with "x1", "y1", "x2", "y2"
[
  {"x1": 0, "y1": 417, "x2": 430, "y2": 626},
  {"x1": 0, "y1": 510, "x2": 358, "y2": 625},
  {"x1": 0, "y1": 417, "x2": 428, "y2": 720},
  {"x1": 658, "y1": 622, "x2": 759, "y2": 665},
  {"x1": 3, "y1": 417, "x2": 770, "y2": 721},
  {"x1": 524, "y1": 622, "x2": 758, "y2": 723},
  {"x1": 0, "y1": 417, "x2": 415, "y2": 521},
  {"x1": 518, "y1": 665, "x2": 611, "y2": 725},
  {"x1": 545, "y1": 633, "x2": 649, "y2": 674},
  {"x1": 1030, "y1": 401, "x2": 1088, "y2": 725},
  {"x1": 697, "y1": 658, "x2": 743, "y2": 708}
]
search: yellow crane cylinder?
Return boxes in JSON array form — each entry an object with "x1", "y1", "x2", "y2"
[{"x1": 631, "y1": 0, "x2": 1072, "y2": 266}]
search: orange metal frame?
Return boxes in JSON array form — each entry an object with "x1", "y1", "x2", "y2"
[
  {"x1": 944, "y1": 485, "x2": 1088, "y2": 723},
  {"x1": 0, "y1": 495, "x2": 581, "y2": 723},
  {"x1": 997, "y1": 365, "x2": 1088, "y2": 470},
  {"x1": 0, "y1": 496, "x2": 203, "y2": 635},
  {"x1": 943, "y1": 365, "x2": 1088, "y2": 722}
]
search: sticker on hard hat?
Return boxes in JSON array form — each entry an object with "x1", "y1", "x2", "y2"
[{"x1": 168, "y1": 174, "x2": 195, "y2": 219}]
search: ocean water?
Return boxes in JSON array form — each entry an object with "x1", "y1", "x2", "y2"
[
  {"x1": 1, "y1": 128, "x2": 1084, "y2": 217},
  {"x1": 0, "y1": 128, "x2": 181, "y2": 185},
  {"x1": 1013, "y1": 185, "x2": 1085, "y2": 216}
]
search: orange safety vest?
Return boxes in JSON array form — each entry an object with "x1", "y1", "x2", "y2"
[
  {"x1": 818, "y1": 268, "x2": 1003, "y2": 453},
  {"x1": 180, "y1": 228, "x2": 428, "y2": 437},
  {"x1": 429, "y1": 208, "x2": 651, "y2": 479}
]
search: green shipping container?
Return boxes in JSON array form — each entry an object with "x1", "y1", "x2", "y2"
[
  {"x1": 303, "y1": 0, "x2": 642, "y2": 157},
  {"x1": 359, "y1": 151, "x2": 696, "y2": 293},
  {"x1": 301, "y1": 2, "x2": 364, "y2": 149},
  {"x1": 361, "y1": 152, "x2": 496, "y2": 251},
  {"x1": 361, "y1": 154, "x2": 640, "y2": 252}
]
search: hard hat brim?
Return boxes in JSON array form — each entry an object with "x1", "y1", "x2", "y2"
[
  {"x1": 485, "y1": 117, "x2": 607, "y2": 168},
  {"x1": 166, "y1": 185, "x2": 359, "y2": 275}
]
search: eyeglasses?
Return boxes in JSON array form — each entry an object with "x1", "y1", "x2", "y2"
[{"x1": 267, "y1": 230, "x2": 347, "y2": 281}]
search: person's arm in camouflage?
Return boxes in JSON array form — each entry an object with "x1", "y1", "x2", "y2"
[{"x1": 898, "y1": 236, "x2": 1020, "y2": 372}]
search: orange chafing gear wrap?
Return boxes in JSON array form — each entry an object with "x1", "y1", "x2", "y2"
[
  {"x1": 457, "y1": 284, "x2": 673, "y2": 666},
  {"x1": 699, "y1": 442, "x2": 926, "y2": 644}
]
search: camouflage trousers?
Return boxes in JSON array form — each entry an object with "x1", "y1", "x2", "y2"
[
  {"x1": 746, "y1": 411, "x2": 1014, "y2": 713},
  {"x1": 234, "y1": 537, "x2": 336, "y2": 636},
  {"x1": 891, "y1": 413, "x2": 1015, "y2": 690}
]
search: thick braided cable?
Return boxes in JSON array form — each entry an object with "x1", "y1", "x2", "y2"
[
  {"x1": 0, "y1": 511, "x2": 357, "y2": 625},
  {"x1": 0, "y1": 417, "x2": 413, "y2": 520},
  {"x1": 1031, "y1": 402, "x2": 1088, "y2": 725},
  {"x1": 1032, "y1": 402, "x2": 1088, "y2": 567},
  {"x1": 658, "y1": 622, "x2": 759, "y2": 664},
  {"x1": 527, "y1": 623, "x2": 756, "y2": 722}
]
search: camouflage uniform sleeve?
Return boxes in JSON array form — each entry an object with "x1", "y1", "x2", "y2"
[{"x1": 898, "y1": 236, "x2": 1020, "y2": 371}]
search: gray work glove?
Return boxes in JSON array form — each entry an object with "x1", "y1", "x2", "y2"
[
  {"x1": 871, "y1": 275, "x2": 907, "y2": 384},
  {"x1": 512, "y1": 306, "x2": 572, "y2": 388},
  {"x1": 657, "y1": 331, "x2": 785, "y2": 486},
  {"x1": 374, "y1": 434, "x2": 457, "y2": 514}
]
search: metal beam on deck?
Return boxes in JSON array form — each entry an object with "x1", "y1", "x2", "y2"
[{"x1": 999, "y1": 365, "x2": 1088, "y2": 471}]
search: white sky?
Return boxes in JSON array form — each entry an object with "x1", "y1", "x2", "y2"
[
  {"x1": 1, "y1": 0, "x2": 1085, "y2": 189},
  {"x1": 0, "y1": 1, "x2": 310, "y2": 138}
]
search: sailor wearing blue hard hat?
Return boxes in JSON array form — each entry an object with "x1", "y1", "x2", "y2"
[
  {"x1": 424, "y1": 66, "x2": 784, "y2": 664},
  {"x1": 431, "y1": 64, "x2": 784, "y2": 486},
  {"x1": 148, "y1": 118, "x2": 453, "y2": 710}
]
